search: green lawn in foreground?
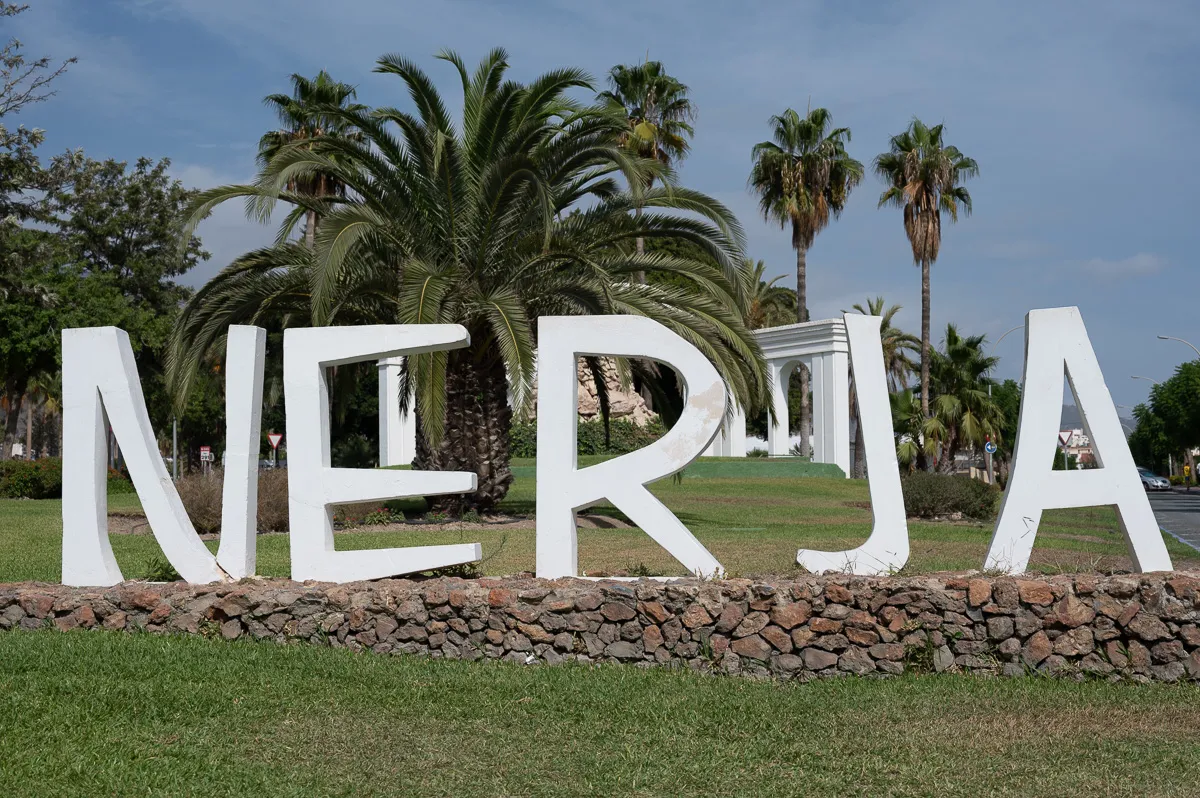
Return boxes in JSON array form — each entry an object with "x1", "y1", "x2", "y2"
[
  {"x1": 1, "y1": 632, "x2": 1198, "y2": 797},
  {"x1": 1, "y1": 461, "x2": 1195, "y2": 582}
]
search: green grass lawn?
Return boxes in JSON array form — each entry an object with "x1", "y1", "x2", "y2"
[
  {"x1": 1, "y1": 631, "x2": 1198, "y2": 797},
  {"x1": 1, "y1": 460, "x2": 1195, "y2": 583}
]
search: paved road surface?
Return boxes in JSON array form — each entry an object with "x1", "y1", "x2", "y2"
[{"x1": 1148, "y1": 491, "x2": 1200, "y2": 552}]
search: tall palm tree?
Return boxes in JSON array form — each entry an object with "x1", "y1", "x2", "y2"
[
  {"x1": 928, "y1": 323, "x2": 1001, "y2": 472},
  {"x1": 744, "y1": 259, "x2": 795, "y2": 330},
  {"x1": 750, "y1": 107, "x2": 863, "y2": 454},
  {"x1": 258, "y1": 71, "x2": 366, "y2": 249},
  {"x1": 844, "y1": 297, "x2": 918, "y2": 477},
  {"x1": 169, "y1": 48, "x2": 766, "y2": 512},
  {"x1": 598, "y1": 59, "x2": 695, "y2": 277},
  {"x1": 873, "y1": 118, "x2": 978, "y2": 427}
]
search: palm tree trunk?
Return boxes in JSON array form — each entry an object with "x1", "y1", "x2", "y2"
[
  {"x1": 920, "y1": 257, "x2": 933, "y2": 472},
  {"x1": 305, "y1": 210, "x2": 317, "y2": 249},
  {"x1": 2, "y1": 382, "x2": 23, "y2": 459},
  {"x1": 794, "y1": 228, "x2": 811, "y2": 456},
  {"x1": 25, "y1": 396, "x2": 33, "y2": 459},
  {"x1": 413, "y1": 346, "x2": 514, "y2": 513}
]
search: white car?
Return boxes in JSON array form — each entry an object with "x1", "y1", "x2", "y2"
[{"x1": 1138, "y1": 468, "x2": 1171, "y2": 491}]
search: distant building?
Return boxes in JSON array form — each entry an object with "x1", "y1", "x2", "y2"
[{"x1": 1060, "y1": 428, "x2": 1094, "y2": 466}]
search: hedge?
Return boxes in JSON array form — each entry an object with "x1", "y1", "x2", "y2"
[
  {"x1": 510, "y1": 418, "x2": 668, "y2": 458},
  {"x1": 0, "y1": 458, "x2": 133, "y2": 499},
  {"x1": 900, "y1": 471, "x2": 1001, "y2": 521}
]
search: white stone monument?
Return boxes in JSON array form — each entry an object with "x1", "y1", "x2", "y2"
[
  {"x1": 705, "y1": 318, "x2": 851, "y2": 477},
  {"x1": 377, "y1": 356, "x2": 417, "y2": 467}
]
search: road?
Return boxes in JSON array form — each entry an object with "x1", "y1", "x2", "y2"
[{"x1": 1148, "y1": 491, "x2": 1200, "y2": 552}]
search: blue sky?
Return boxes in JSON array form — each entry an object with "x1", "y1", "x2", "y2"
[{"x1": 10, "y1": 0, "x2": 1200, "y2": 408}]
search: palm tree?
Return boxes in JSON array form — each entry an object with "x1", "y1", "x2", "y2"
[
  {"x1": 744, "y1": 259, "x2": 795, "y2": 330},
  {"x1": 844, "y1": 297, "x2": 918, "y2": 477},
  {"x1": 750, "y1": 107, "x2": 863, "y2": 454},
  {"x1": 258, "y1": 71, "x2": 366, "y2": 249},
  {"x1": 169, "y1": 48, "x2": 766, "y2": 512},
  {"x1": 873, "y1": 118, "x2": 978, "y2": 428},
  {"x1": 598, "y1": 59, "x2": 695, "y2": 278},
  {"x1": 928, "y1": 324, "x2": 1002, "y2": 472}
]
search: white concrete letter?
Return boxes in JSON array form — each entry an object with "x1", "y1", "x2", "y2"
[
  {"x1": 217, "y1": 326, "x2": 266, "y2": 579},
  {"x1": 985, "y1": 307, "x2": 1172, "y2": 574},
  {"x1": 285, "y1": 325, "x2": 481, "y2": 583},
  {"x1": 797, "y1": 314, "x2": 909, "y2": 575},
  {"x1": 62, "y1": 328, "x2": 230, "y2": 586},
  {"x1": 535, "y1": 316, "x2": 725, "y2": 579}
]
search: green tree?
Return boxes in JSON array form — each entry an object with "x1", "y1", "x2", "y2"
[
  {"x1": 928, "y1": 324, "x2": 1002, "y2": 472},
  {"x1": 844, "y1": 297, "x2": 918, "y2": 477},
  {"x1": 258, "y1": 71, "x2": 366, "y2": 249},
  {"x1": 598, "y1": 59, "x2": 695, "y2": 277},
  {"x1": 873, "y1": 118, "x2": 978, "y2": 429},
  {"x1": 169, "y1": 49, "x2": 765, "y2": 511},
  {"x1": 744, "y1": 259, "x2": 795, "y2": 331},
  {"x1": 1128, "y1": 403, "x2": 1174, "y2": 476},
  {"x1": 1149, "y1": 361, "x2": 1200, "y2": 457},
  {"x1": 750, "y1": 107, "x2": 862, "y2": 454}
]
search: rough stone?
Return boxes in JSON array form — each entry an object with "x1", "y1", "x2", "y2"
[{"x1": 801, "y1": 648, "x2": 838, "y2": 671}]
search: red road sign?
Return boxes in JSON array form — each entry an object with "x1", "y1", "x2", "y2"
[
  {"x1": 267, "y1": 433, "x2": 283, "y2": 450},
  {"x1": 200, "y1": 445, "x2": 211, "y2": 455},
  {"x1": 1058, "y1": 431, "x2": 1071, "y2": 446}
]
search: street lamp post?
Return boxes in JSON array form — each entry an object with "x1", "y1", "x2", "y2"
[
  {"x1": 1131, "y1": 375, "x2": 1159, "y2": 385},
  {"x1": 1157, "y1": 335, "x2": 1200, "y2": 360}
]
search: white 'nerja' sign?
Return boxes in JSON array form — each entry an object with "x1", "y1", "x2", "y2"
[{"x1": 59, "y1": 306, "x2": 1173, "y2": 588}]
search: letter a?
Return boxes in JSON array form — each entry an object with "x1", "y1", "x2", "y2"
[
  {"x1": 535, "y1": 316, "x2": 725, "y2": 579},
  {"x1": 797, "y1": 314, "x2": 908, "y2": 575},
  {"x1": 985, "y1": 307, "x2": 1172, "y2": 574}
]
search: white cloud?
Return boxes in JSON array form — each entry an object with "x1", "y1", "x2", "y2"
[{"x1": 1079, "y1": 253, "x2": 1165, "y2": 278}]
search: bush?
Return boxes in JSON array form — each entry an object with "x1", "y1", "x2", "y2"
[
  {"x1": 747, "y1": 447, "x2": 768, "y2": 458},
  {"x1": 0, "y1": 458, "x2": 63, "y2": 499},
  {"x1": 901, "y1": 471, "x2": 1001, "y2": 521},
  {"x1": 0, "y1": 458, "x2": 134, "y2": 499},
  {"x1": 176, "y1": 467, "x2": 291, "y2": 534},
  {"x1": 510, "y1": 418, "x2": 668, "y2": 458}
]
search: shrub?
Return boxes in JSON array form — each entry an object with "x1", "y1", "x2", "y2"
[
  {"x1": 510, "y1": 417, "x2": 668, "y2": 458},
  {"x1": 256, "y1": 468, "x2": 289, "y2": 532},
  {"x1": 747, "y1": 447, "x2": 768, "y2": 458},
  {"x1": 108, "y1": 468, "x2": 134, "y2": 494},
  {"x1": 0, "y1": 458, "x2": 63, "y2": 499},
  {"x1": 175, "y1": 467, "x2": 291, "y2": 534},
  {"x1": 901, "y1": 471, "x2": 1001, "y2": 521},
  {"x1": 175, "y1": 470, "x2": 224, "y2": 534}
]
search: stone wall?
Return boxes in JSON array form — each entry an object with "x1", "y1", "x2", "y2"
[{"x1": 4, "y1": 572, "x2": 1200, "y2": 682}]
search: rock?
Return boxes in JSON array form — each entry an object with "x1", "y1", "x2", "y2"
[
  {"x1": 1022, "y1": 631, "x2": 1052, "y2": 666},
  {"x1": 997, "y1": 637, "x2": 1021, "y2": 657},
  {"x1": 868, "y1": 643, "x2": 905, "y2": 661},
  {"x1": 1126, "y1": 612, "x2": 1171, "y2": 642},
  {"x1": 574, "y1": 593, "x2": 603, "y2": 612},
  {"x1": 1079, "y1": 653, "x2": 1114, "y2": 675},
  {"x1": 761, "y1": 625, "x2": 793, "y2": 653},
  {"x1": 103, "y1": 611, "x2": 127, "y2": 630},
  {"x1": 986, "y1": 616, "x2": 1015, "y2": 640},
  {"x1": 775, "y1": 654, "x2": 804, "y2": 673},
  {"x1": 933, "y1": 645, "x2": 955, "y2": 673},
  {"x1": 148, "y1": 603, "x2": 171, "y2": 625},
  {"x1": 730, "y1": 635, "x2": 772, "y2": 661},
  {"x1": 839, "y1": 646, "x2": 875, "y2": 675},
  {"x1": 605, "y1": 641, "x2": 641, "y2": 660},
  {"x1": 846, "y1": 628, "x2": 879, "y2": 646},
  {"x1": 1105, "y1": 640, "x2": 1129, "y2": 669},
  {"x1": 1016, "y1": 581, "x2": 1053, "y2": 606},
  {"x1": 1052, "y1": 627, "x2": 1094, "y2": 657},
  {"x1": 1013, "y1": 610, "x2": 1043, "y2": 637},
  {"x1": 824, "y1": 584, "x2": 853, "y2": 603},
  {"x1": 809, "y1": 617, "x2": 843, "y2": 634},
  {"x1": 220, "y1": 619, "x2": 242, "y2": 640},
  {"x1": 1128, "y1": 640, "x2": 1151, "y2": 673},
  {"x1": 732, "y1": 612, "x2": 769, "y2": 639},
  {"x1": 1152, "y1": 661, "x2": 1186, "y2": 682},
  {"x1": 600, "y1": 602, "x2": 635, "y2": 622},
  {"x1": 642, "y1": 625, "x2": 663, "y2": 653},
  {"x1": 822, "y1": 604, "x2": 853, "y2": 620},
  {"x1": 19, "y1": 594, "x2": 54, "y2": 618},
  {"x1": 681, "y1": 605, "x2": 712, "y2": 629},
  {"x1": 1151, "y1": 640, "x2": 1186, "y2": 663},
  {"x1": 770, "y1": 602, "x2": 811, "y2": 629},
  {"x1": 1117, "y1": 601, "x2": 1142, "y2": 627},
  {"x1": 1093, "y1": 595, "x2": 1123, "y2": 620},
  {"x1": 802, "y1": 648, "x2": 838, "y2": 671},
  {"x1": 812, "y1": 634, "x2": 849, "y2": 652},
  {"x1": 1050, "y1": 595, "x2": 1095, "y2": 628},
  {"x1": 1180, "y1": 624, "x2": 1200, "y2": 647},
  {"x1": 714, "y1": 604, "x2": 744, "y2": 634},
  {"x1": 638, "y1": 601, "x2": 670, "y2": 624},
  {"x1": 968, "y1": 579, "x2": 992, "y2": 607}
]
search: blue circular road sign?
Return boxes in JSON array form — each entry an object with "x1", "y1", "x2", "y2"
[{"x1": 984, "y1": 441, "x2": 997, "y2": 455}]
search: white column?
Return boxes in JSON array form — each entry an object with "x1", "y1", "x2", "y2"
[
  {"x1": 728, "y1": 403, "x2": 747, "y2": 457},
  {"x1": 811, "y1": 351, "x2": 851, "y2": 477},
  {"x1": 810, "y1": 354, "x2": 827, "y2": 464},
  {"x1": 767, "y1": 360, "x2": 791, "y2": 456},
  {"x1": 377, "y1": 357, "x2": 416, "y2": 467}
]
